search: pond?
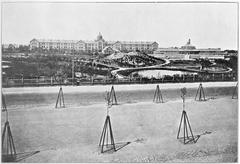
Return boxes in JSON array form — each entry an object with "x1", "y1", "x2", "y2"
[{"x1": 136, "y1": 70, "x2": 197, "y2": 78}]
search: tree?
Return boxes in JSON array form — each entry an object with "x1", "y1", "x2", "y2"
[{"x1": 19, "y1": 45, "x2": 29, "y2": 52}]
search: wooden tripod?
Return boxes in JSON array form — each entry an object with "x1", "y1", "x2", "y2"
[
  {"x1": 195, "y1": 83, "x2": 206, "y2": 101},
  {"x1": 2, "y1": 93, "x2": 17, "y2": 162},
  {"x1": 109, "y1": 86, "x2": 118, "y2": 105},
  {"x1": 2, "y1": 121, "x2": 17, "y2": 162},
  {"x1": 55, "y1": 86, "x2": 65, "y2": 108},
  {"x1": 153, "y1": 85, "x2": 164, "y2": 103},
  {"x1": 99, "y1": 115, "x2": 116, "y2": 153},
  {"x1": 177, "y1": 87, "x2": 196, "y2": 144},
  {"x1": 177, "y1": 110, "x2": 196, "y2": 144},
  {"x1": 232, "y1": 83, "x2": 238, "y2": 99}
]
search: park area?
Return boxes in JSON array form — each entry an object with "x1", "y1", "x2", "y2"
[{"x1": 1, "y1": 82, "x2": 238, "y2": 162}]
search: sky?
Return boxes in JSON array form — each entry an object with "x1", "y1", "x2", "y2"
[{"x1": 1, "y1": 2, "x2": 238, "y2": 50}]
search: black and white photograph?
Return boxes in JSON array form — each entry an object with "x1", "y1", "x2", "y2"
[{"x1": 1, "y1": 1, "x2": 238, "y2": 162}]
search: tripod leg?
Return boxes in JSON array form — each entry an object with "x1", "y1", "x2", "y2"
[
  {"x1": 156, "y1": 91, "x2": 159, "y2": 103},
  {"x1": 6, "y1": 127, "x2": 9, "y2": 155},
  {"x1": 202, "y1": 87, "x2": 206, "y2": 101},
  {"x1": 110, "y1": 86, "x2": 117, "y2": 105},
  {"x1": 237, "y1": 84, "x2": 238, "y2": 98},
  {"x1": 158, "y1": 89, "x2": 161, "y2": 103},
  {"x1": 199, "y1": 87, "x2": 202, "y2": 101},
  {"x1": 232, "y1": 88, "x2": 236, "y2": 99},
  {"x1": 153, "y1": 89, "x2": 157, "y2": 102},
  {"x1": 185, "y1": 113, "x2": 195, "y2": 143},
  {"x1": 183, "y1": 114, "x2": 186, "y2": 144},
  {"x1": 99, "y1": 118, "x2": 108, "y2": 146},
  {"x1": 184, "y1": 114, "x2": 189, "y2": 139},
  {"x1": 195, "y1": 86, "x2": 200, "y2": 100},
  {"x1": 106, "y1": 124, "x2": 109, "y2": 147},
  {"x1": 108, "y1": 116, "x2": 116, "y2": 151},
  {"x1": 55, "y1": 91, "x2": 60, "y2": 108},
  {"x1": 110, "y1": 87, "x2": 114, "y2": 100},
  {"x1": 177, "y1": 111, "x2": 184, "y2": 139},
  {"x1": 2, "y1": 122, "x2": 7, "y2": 149},
  {"x1": 109, "y1": 88, "x2": 113, "y2": 105},
  {"x1": 61, "y1": 90, "x2": 65, "y2": 107},
  {"x1": 101, "y1": 122, "x2": 107, "y2": 153},
  {"x1": 232, "y1": 83, "x2": 238, "y2": 99},
  {"x1": 110, "y1": 131, "x2": 116, "y2": 151},
  {"x1": 156, "y1": 86, "x2": 160, "y2": 103},
  {"x1": 8, "y1": 126, "x2": 16, "y2": 155},
  {"x1": 59, "y1": 88, "x2": 62, "y2": 108},
  {"x1": 113, "y1": 92, "x2": 117, "y2": 104},
  {"x1": 7, "y1": 126, "x2": 13, "y2": 155},
  {"x1": 160, "y1": 90, "x2": 163, "y2": 103}
]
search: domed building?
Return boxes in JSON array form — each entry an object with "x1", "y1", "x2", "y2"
[
  {"x1": 96, "y1": 32, "x2": 104, "y2": 41},
  {"x1": 181, "y1": 39, "x2": 196, "y2": 50},
  {"x1": 30, "y1": 33, "x2": 159, "y2": 53},
  {"x1": 153, "y1": 39, "x2": 224, "y2": 60}
]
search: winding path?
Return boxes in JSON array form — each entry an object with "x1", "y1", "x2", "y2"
[{"x1": 110, "y1": 57, "x2": 232, "y2": 78}]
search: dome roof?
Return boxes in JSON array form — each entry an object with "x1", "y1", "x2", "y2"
[
  {"x1": 97, "y1": 32, "x2": 103, "y2": 41},
  {"x1": 181, "y1": 39, "x2": 196, "y2": 49}
]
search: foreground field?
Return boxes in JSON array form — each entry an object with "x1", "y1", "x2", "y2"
[{"x1": 1, "y1": 82, "x2": 238, "y2": 162}]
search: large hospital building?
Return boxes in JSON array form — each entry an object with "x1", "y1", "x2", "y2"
[{"x1": 30, "y1": 33, "x2": 159, "y2": 52}]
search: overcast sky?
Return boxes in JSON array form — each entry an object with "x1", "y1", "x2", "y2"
[{"x1": 2, "y1": 2, "x2": 238, "y2": 50}]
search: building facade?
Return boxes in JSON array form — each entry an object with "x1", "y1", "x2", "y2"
[
  {"x1": 30, "y1": 33, "x2": 159, "y2": 53},
  {"x1": 153, "y1": 39, "x2": 225, "y2": 60}
]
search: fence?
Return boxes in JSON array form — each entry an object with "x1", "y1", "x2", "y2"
[{"x1": 2, "y1": 73, "x2": 237, "y2": 88}]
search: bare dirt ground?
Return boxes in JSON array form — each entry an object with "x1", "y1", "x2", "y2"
[
  {"x1": 1, "y1": 82, "x2": 238, "y2": 162},
  {"x1": 3, "y1": 81, "x2": 236, "y2": 94}
]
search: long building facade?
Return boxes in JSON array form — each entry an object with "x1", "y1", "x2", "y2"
[
  {"x1": 30, "y1": 33, "x2": 159, "y2": 52},
  {"x1": 153, "y1": 39, "x2": 225, "y2": 60}
]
